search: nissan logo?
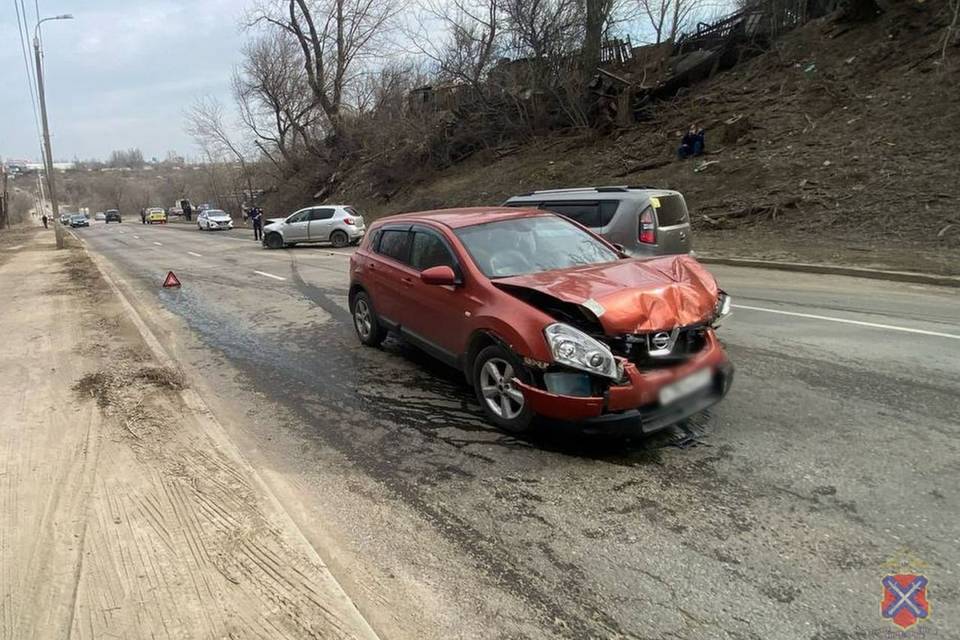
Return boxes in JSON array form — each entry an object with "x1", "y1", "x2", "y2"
[{"x1": 651, "y1": 332, "x2": 672, "y2": 350}]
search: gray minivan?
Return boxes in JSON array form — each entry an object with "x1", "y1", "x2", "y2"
[{"x1": 503, "y1": 186, "x2": 693, "y2": 257}]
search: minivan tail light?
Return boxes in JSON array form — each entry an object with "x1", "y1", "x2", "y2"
[{"x1": 639, "y1": 207, "x2": 656, "y2": 244}]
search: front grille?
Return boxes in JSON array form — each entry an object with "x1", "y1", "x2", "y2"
[{"x1": 604, "y1": 326, "x2": 708, "y2": 370}]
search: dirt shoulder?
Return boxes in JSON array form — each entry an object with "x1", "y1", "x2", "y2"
[{"x1": 0, "y1": 229, "x2": 377, "y2": 639}]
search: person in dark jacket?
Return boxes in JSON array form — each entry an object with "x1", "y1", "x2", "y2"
[
  {"x1": 140, "y1": 208, "x2": 146, "y2": 224},
  {"x1": 41, "y1": 213, "x2": 48, "y2": 229},
  {"x1": 182, "y1": 201, "x2": 193, "y2": 222},
  {"x1": 250, "y1": 207, "x2": 263, "y2": 241},
  {"x1": 678, "y1": 124, "x2": 706, "y2": 159}
]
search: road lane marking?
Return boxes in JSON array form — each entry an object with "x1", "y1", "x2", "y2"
[
  {"x1": 118, "y1": 230, "x2": 125, "y2": 234},
  {"x1": 133, "y1": 235, "x2": 141, "y2": 239},
  {"x1": 187, "y1": 251, "x2": 203, "y2": 257},
  {"x1": 3, "y1": 245, "x2": 24, "y2": 251},
  {"x1": 254, "y1": 270, "x2": 286, "y2": 281},
  {"x1": 733, "y1": 304, "x2": 960, "y2": 340},
  {"x1": 153, "y1": 242, "x2": 163, "y2": 246}
]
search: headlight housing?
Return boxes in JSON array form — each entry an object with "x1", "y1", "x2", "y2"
[
  {"x1": 715, "y1": 292, "x2": 732, "y2": 320},
  {"x1": 544, "y1": 323, "x2": 619, "y2": 379}
]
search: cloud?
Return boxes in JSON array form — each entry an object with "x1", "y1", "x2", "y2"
[{"x1": 0, "y1": 0, "x2": 246, "y2": 160}]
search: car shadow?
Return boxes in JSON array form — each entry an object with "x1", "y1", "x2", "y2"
[{"x1": 385, "y1": 338, "x2": 712, "y2": 465}]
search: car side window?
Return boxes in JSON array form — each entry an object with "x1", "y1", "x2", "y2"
[
  {"x1": 287, "y1": 210, "x2": 310, "y2": 224},
  {"x1": 410, "y1": 231, "x2": 456, "y2": 271},
  {"x1": 376, "y1": 229, "x2": 411, "y2": 264},
  {"x1": 309, "y1": 208, "x2": 335, "y2": 221},
  {"x1": 539, "y1": 201, "x2": 603, "y2": 228}
]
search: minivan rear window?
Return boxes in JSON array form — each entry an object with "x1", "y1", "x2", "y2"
[
  {"x1": 653, "y1": 194, "x2": 688, "y2": 227},
  {"x1": 538, "y1": 201, "x2": 618, "y2": 228}
]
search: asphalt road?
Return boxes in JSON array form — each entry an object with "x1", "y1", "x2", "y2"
[{"x1": 72, "y1": 221, "x2": 959, "y2": 639}]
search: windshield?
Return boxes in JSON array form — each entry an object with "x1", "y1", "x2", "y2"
[
  {"x1": 207, "y1": 210, "x2": 227, "y2": 216},
  {"x1": 455, "y1": 215, "x2": 619, "y2": 278}
]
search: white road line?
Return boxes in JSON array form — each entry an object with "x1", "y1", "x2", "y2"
[
  {"x1": 3, "y1": 245, "x2": 24, "y2": 251},
  {"x1": 153, "y1": 241, "x2": 163, "y2": 246},
  {"x1": 118, "y1": 230, "x2": 125, "y2": 234},
  {"x1": 133, "y1": 235, "x2": 141, "y2": 239},
  {"x1": 733, "y1": 304, "x2": 960, "y2": 340},
  {"x1": 187, "y1": 251, "x2": 203, "y2": 257},
  {"x1": 254, "y1": 270, "x2": 286, "y2": 281}
]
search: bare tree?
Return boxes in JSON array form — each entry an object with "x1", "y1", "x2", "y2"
[
  {"x1": 233, "y1": 31, "x2": 322, "y2": 172},
  {"x1": 251, "y1": 0, "x2": 403, "y2": 142},
  {"x1": 407, "y1": 0, "x2": 502, "y2": 90},
  {"x1": 635, "y1": 0, "x2": 706, "y2": 44},
  {"x1": 185, "y1": 96, "x2": 256, "y2": 204}
]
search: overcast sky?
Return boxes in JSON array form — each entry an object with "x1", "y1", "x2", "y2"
[{"x1": 1, "y1": 0, "x2": 245, "y2": 162}]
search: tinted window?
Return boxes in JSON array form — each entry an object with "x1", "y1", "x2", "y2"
[
  {"x1": 539, "y1": 201, "x2": 618, "y2": 228},
  {"x1": 410, "y1": 232, "x2": 455, "y2": 271},
  {"x1": 377, "y1": 229, "x2": 411, "y2": 263},
  {"x1": 456, "y1": 215, "x2": 618, "y2": 278},
  {"x1": 309, "y1": 208, "x2": 335, "y2": 221},
  {"x1": 653, "y1": 194, "x2": 688, "y2": 227}
]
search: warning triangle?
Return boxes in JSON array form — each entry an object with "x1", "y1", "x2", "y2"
[{"x1": 162, "y1": 271, "x2": 182, "y2": 288}]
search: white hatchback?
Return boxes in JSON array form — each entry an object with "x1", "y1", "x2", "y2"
[
  {"x1": 197, "y1": 209, "x2": 234, "y2": 231},
  {"x1": 262, "y1": 205, "x2": 365, "y2": 249}
]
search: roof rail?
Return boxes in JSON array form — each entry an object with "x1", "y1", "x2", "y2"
[{"x1": 527, "y1": 185, "x2": 631, "y2": 195}]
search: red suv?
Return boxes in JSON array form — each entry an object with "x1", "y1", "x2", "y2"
[{"x1": 349, "y1": 207, "x2": 733, "y2": 434}]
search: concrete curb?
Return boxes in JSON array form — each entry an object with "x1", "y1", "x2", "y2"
[
  {"x1": 698, "y1": 256, "x2": 960, "y2": 288},
  {"x1": 81, "y1": 244, "x2": 383, "y2": 640}
]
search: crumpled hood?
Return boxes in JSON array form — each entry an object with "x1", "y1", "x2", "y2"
[{"x1": 495, "y1": 255, "x2": 720, "y2": 334}]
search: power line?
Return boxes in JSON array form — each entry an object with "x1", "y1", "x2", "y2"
[{"x1": 13, "y1": 0, "x2": 48, "y2": 167}]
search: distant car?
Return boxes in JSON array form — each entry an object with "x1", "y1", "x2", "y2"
[
  {"x1": 104, "y1": 209, "x2": 121, "y2": 223},
  {"x1": 197, "y1": 209, "x2": 233, "y2": 231},
  {"x1": 262, "y1": 205, "x2": 365, "y2": 249},
  {"x1": 146, "y1": 207, "x2": 167, "y2": 224},
  {"x1": 503, "y1": 186, "x2": 694, "y2": 258},
  {"x1": 94, "y1": 212, "x2": 106, "y2": 221},
  {"x1": 58, "y1": 213, "x2": 71, "y2": 225},
  {"x1": 69, "y1": 214, "x2": 89, "y2": 228}
]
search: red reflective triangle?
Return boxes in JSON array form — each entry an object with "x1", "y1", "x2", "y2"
[{"x1": 162, "y1": 271, "x2": 181, "y2": 288}]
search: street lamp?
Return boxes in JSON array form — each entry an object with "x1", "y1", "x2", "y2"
[{"x1": 34, "y1": 14, "x2": 73, "y2": 249}]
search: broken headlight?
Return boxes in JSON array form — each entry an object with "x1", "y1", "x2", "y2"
[
  {"x1": 544, "y1": 323, "x2": 619, "y2": 380},
  {"x1": 715, "y1": 292, "x2": 732, "y2": 320}
]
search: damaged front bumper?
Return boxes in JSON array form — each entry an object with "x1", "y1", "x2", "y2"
[{"x1": 513, "y1": 332, "x2": 733, "y2": 435}]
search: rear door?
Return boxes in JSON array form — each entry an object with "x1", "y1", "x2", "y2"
[
  {"x1": 307, "y1": 207, "x2": 335, "y2": 242},
  {"x1": 650, "y1": 194, "x2": 692, "y2": 254},
  {"x1": 366, "y1": 226, "x2": 413, "y2": 327},
  {"x1": 284, "y1": 209, "x2": 311, "y2": 242}
]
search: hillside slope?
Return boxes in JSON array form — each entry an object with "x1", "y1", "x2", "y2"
[{"x1": 329, "y1": 2, "x2": 959, "y2": 275}]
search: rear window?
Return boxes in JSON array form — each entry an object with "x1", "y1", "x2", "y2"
[
  {"x1": 377, "y1": 229, "x2": 411, "y2": 263},
  {"x1": 538, "y1": 201, "x2": 618, "y2": 228},
  {"x1": 653, "y1": 194, "x2": 688, "y2": 227}
]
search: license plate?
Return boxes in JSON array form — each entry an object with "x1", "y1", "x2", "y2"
[{"x1": 659, "y1": 368, "x2": 712, "y2": 406}]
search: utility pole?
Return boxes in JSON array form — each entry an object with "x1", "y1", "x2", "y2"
[
  {"x1": 0, "y1": 163, "x2": 8, "y2": 230},
  {"x1": 34, "y1": 14, "x2": 73, "y2": 248}
]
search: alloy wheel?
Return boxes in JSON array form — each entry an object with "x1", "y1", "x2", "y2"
[
  {"x1": 354, "y1": 298, "x2": 372, "y2": 340},
  {"x1": 479, "y1": 357, "x2": 524, "y2": 420}
]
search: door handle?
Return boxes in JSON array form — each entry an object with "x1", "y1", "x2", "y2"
[{"x1": 401, "y1": 277, "x2": 414, "y2": 286}]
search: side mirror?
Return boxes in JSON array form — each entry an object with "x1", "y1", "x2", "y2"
[{"x1": 421, "y1": 265, "x2": 458, "y2": 286}]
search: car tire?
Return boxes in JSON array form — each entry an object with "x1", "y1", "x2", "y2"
[
  {"x1": 351, "y1": 291, "x2": 386, "y2": 347},
  {"x1": 330, "y1": 230, "x2": 349, "y2": 248},
  {"x1": 472, "y1": 345, "x2": 534, "y2": 433},
  {"x1": 264, "y1": 233, "x2": 284, "y2": 250}
]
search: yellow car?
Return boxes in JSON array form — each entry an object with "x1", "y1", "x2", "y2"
[{"x1": 146, "y1": 208, "x2": 167, "y2": 224}]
